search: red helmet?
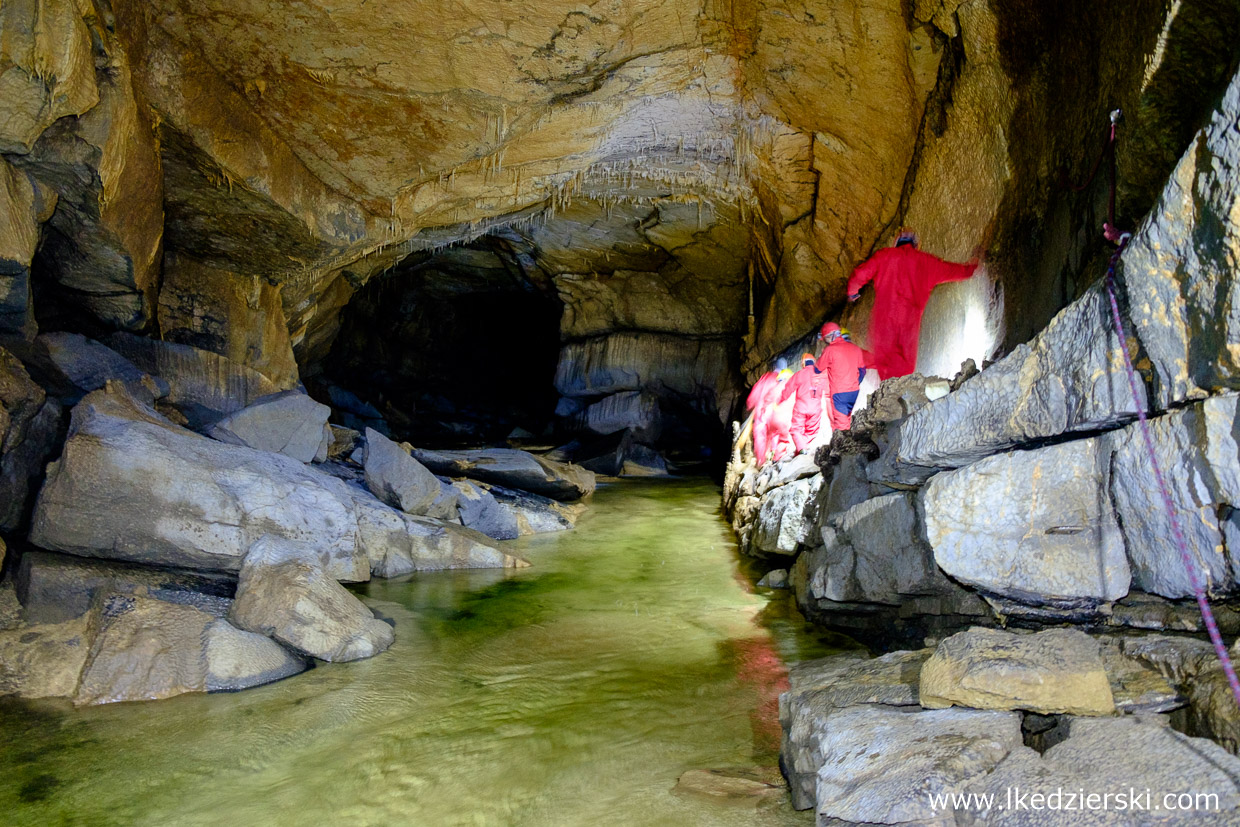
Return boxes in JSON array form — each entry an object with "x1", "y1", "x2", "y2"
[{"x1": 819, "y1": 322, "x2": 841, "y2": 341}]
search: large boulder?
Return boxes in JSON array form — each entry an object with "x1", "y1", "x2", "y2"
[
  {"x1": 0, "y1": 346, "x2": 62, "y2": 533},
  {"x1": 814, "y1": 705, "x2": 1022, "y2": 825},
  {"x1": 76, "y1": 593, "x2": 305, "y2": 705},
  {"x1": 348, "y1": 487, "x2": 525, "y2": 577},
  {"x1": 449, "y1": 479, "x2": 520, "y2": 541},
  {"x1": 15, "y1": 331, "x2": 166, "y2": 405},
  {"x1": 779, "y1": 649, "x2": 929, "y2": 810},
  {"x1": 209, "y1": 390, "x2": 333, "y2": 463},
  {"x1": 484, "y1": 483, "x2": 584, "y2": 535},
  {"x1": 919, "y1": 627, "x2": 1116, "y2": 716},
  {"x1": 410, "y1": 447, "x2": 595, "y2": 501},
  {"x1": 751, "y1": 475, "x2": 821, "y2": 556},
  {"x1": 962, "y1": 718, "x2": 1240, "y2": 825},
  {"x1": 1106, "y1": 395, "x2": 1240, "y2": 598},
  {"x1": 922, "y1": 437, "x2": 1130, "y2": 607},
  {"x1": 29, "y1": 384, "x2": 519, "y2": 579},
  {"x1": 806, "y1": 492, "x2": 959, "y2": 605},
  {"x1": 16, "y1": 550, "x2": 235, "y2": 625},
  {"x1": 229, "y1": 536, "x2": 394, "y2": 663},
  {"x1": 363, "y1": 428, "x2": 443, "y2": 516}
]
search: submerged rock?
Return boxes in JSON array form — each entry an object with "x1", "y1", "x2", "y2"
[
  {"x1": 229, "y1": 536, "x2": 393, "y2": 663},
  {"x1": 410, "y1": 447, "x2": 595, "y2": 501},
  {"x1": 919, "y1": 627, "x2": 1116, "y2": 716},
  {"x1": 673, "y1": 768, "x2": 784, "y2": 806},
  {"x1": 209, "y1": 390, "x2": 333, "y2": 463}
]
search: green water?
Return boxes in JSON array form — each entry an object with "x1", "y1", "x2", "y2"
[{"x1": 0, "y1": 479, "x2": 849, "y2": 826}]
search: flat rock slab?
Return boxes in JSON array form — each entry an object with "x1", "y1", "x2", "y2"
[
  {"x1": 0, "y1": 613, "x2": 96, "y2": 700},
  {"x1": 780, "y1": 649, "x2": 931, "y2": 810},
  {"x1": 814, "y1": 705, "x2": 1022, "y2": 825},
  {"x1": 1097, "y1": 637, "x2": 1183, "y2": 714},
  {"x1": 922, "y1": 438, "x2": 1130, "y2": 606},
  {"x1": 410, "y1": 447, "x2": 595, "y2": 501},
  {"x1": 920, "y1": 627, "x2": 1116, "y2": 715},
  {"x1": 209, "y1": 390, "x2": 332, "y2": 463},
  {"x1": 363, "y1": 428, "x2": 443, "y2": 516},
  {"x1": 961, "y1": 717, "x2": 1240, "y2": 825},
  {"x1": 230, "y1": 536, "x2": 394, "y2": 663}
]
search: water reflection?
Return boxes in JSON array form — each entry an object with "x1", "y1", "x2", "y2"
[{"x1": 0, "y1": 478, "x2": 847, "y2": 826}]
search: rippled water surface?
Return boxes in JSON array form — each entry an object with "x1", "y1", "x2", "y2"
[{"x1": 0, "y1": 478, "x2": 848, "y2": 826}]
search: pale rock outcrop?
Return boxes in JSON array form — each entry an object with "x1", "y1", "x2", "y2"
[
  {"x1": 410, "y1": 446, "x2": 595, "y2": 502},
  {"x1": 807, "y1": 492, "x2": 959, "y2": 605},
  {"x1": 919, "y1": 627, "x2": 1116, "y2": 716},
  {"x1": 779, "y1": 649, "x2": 929, "y2": 810},
  {"x1": 229, "y1": 536, "x2": 393, "y2": 663},
  {"x1": 30, "y1": 384, "x2": 518, "y2": 580},
  {"x1": 0, "y1": 346, "x2": 62, "y2": 532},
  {"x1": 16, "y1": 331, "x2": 166, "y2": 405},
  {"x1": 961, "y1": 718, "x2": 1240, "y2": 825},
  {"x1": 576, "y1": 391, "x2": 661, "y2": 442},
  {"x1": 814, "y1": 705, "x2": 1022, "y2": 825},
  {"x1": 16, "y1": 550, "x2": 235, "y2": 625},
  {"x1": 0, "y1": 611, "x2": 96, "y2": 700},
  {"x1": 1106, "y1": 395, "x2": 1240, "y2": 598},
  {"x1": 751, "y1": 475, "x2": 821, "y2": 556},
  {"x1": 363, "y1": 428, "x2": 443, "y2": 516},
  {"x1": 209, "y1": 391, "x2": 333, "y2": 464},
  {"x1": 450, "y1": 480, "x2": 520, "y2": 541},
  {"x1": 922, "y1": 438, "x2": 1130, "y2": 606},
  {"x1": 76, "y1": 593, "x2": 306, "y2": 705}
]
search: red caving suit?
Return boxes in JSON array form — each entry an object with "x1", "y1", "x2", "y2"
[
  {"x1": 752, "y1": 372, "x2": 792, "y2": 465},
  {"x1": 846, "y1": 245, "x2": 977, "y2": 380},
  {"x1": 779, "y1": 363, "x2": 830, "y2": 453},
  {"x1": 819, "y1": 337, "x2": 867, "y2": 431}
]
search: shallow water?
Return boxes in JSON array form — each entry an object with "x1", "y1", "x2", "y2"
[{"x1": 0, "y1": 478, "x2": 850, "y2": 826}]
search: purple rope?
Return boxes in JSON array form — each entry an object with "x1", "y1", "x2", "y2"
[{"x1": 1104, "y1": 239, "x2": 1240, "y2": 708}]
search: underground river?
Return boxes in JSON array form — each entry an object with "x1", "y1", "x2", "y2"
[{"x1": 0, "y1": 478, "x2": 849, "y2": 826}]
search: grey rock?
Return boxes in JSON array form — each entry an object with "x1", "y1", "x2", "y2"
[
  {"x1": 0, "y1": 346, "x2": 62, "y2": 533},
  {"x1": 409, "y1": 446, "x2": 596, "y2": 501},
  {"x1": 752, "y1": 474, "x2": 821, "y2": 556},
  {"x1": 923, "y1": 438, "x2": 1130, "y2": 606},
  {"x1": 779, "y1": 649, "x2": 929, "y2": 810},
  {"x1": 106, "y1": 333, "x2": 286, "y2": 429},
  {"x1": 484, "y1": 482, "x2": 583, "y2": 535},
  {"x1": 1097, "y1": 637, "x2": 1184, "y2": 714},
  {"x1": 578, "y1": 391, "x2": 661, "y2": 441},
  {"x1": 809, "y1": 492, "x2": 955, "y2": 605},
  {"x1": 204, "y1": 618, "x2": 308, "y2": 693},
  {"x1": 0, "y1": 611, "x2": 97, "y2": 700},
  {"x1": 814, "y1": 705, "x2": 1022, "y2": 824},
  {"x1": 819, "y1": 453, "x2": 873, "y2": 518},
  {"x1": 229, "y1": 536, "x2": 394, "y2": 662},
  {"x1": 919, "y1": 627, "x2": 1116, "y2": 716},
  {"x1": 620, "y1": 442, "x2": 669, "y2": 476},
  {"x1": 18, "y1": 331, "x2": 167, "y2": 405},
  {"x1": 209, "y1": 390, "x2": 332, "y2": 463},
  {"x1": 16, "y1": 550, "x2": 235, "y2": 625},
  {"x1": 450, "y1": 479, "x2": 520, "y2": 540},
  {"x1": 347, "y1": 485, "x2": 526, "y2": 577},
  {"x1": 754, "y1": 451, "x2": 819, "y2": 497},
  {"x1": 962, "y1": 717, "x2": 1240, "y2": 825},
  {"x1": 363, "y1": 428, "x2": 443, "y2": 516},
  {"x1": 30, "y1": 385, "x2": 516, "y2": 580},
  {"x1": 756, "y1": 569, "x2": 788, "y2": 589},
  {"x1": 1107, "y1": 396, "x2": 1238, "y2": 598}
]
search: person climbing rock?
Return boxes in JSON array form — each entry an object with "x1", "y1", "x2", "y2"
[
  {"x1": 779, "y1": 352, "x2": 829, "y2": 453},
  {"x1": 846, "y1": 228, "x2": 979, "y2": 380},
  {"x1": 749, "y1": 358, "x2": 790, "y2": 466},
  {"x1": 817, "y1": 323, "x2": 866, "y2": 431}
]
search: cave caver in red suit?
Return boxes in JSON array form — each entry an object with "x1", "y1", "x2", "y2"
[
  {"x1": 747, "y1": 358, "x2": 792, "y2": 466},
  {"x1": 817, "y1": 322, "x2": 866, "y2": 431},
  {"x1": 779, "y1": 352, "x2": 829, "y2": 453},
  {"x1": 845, "y1": 229, "x2": 979, "y2": 380}
]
